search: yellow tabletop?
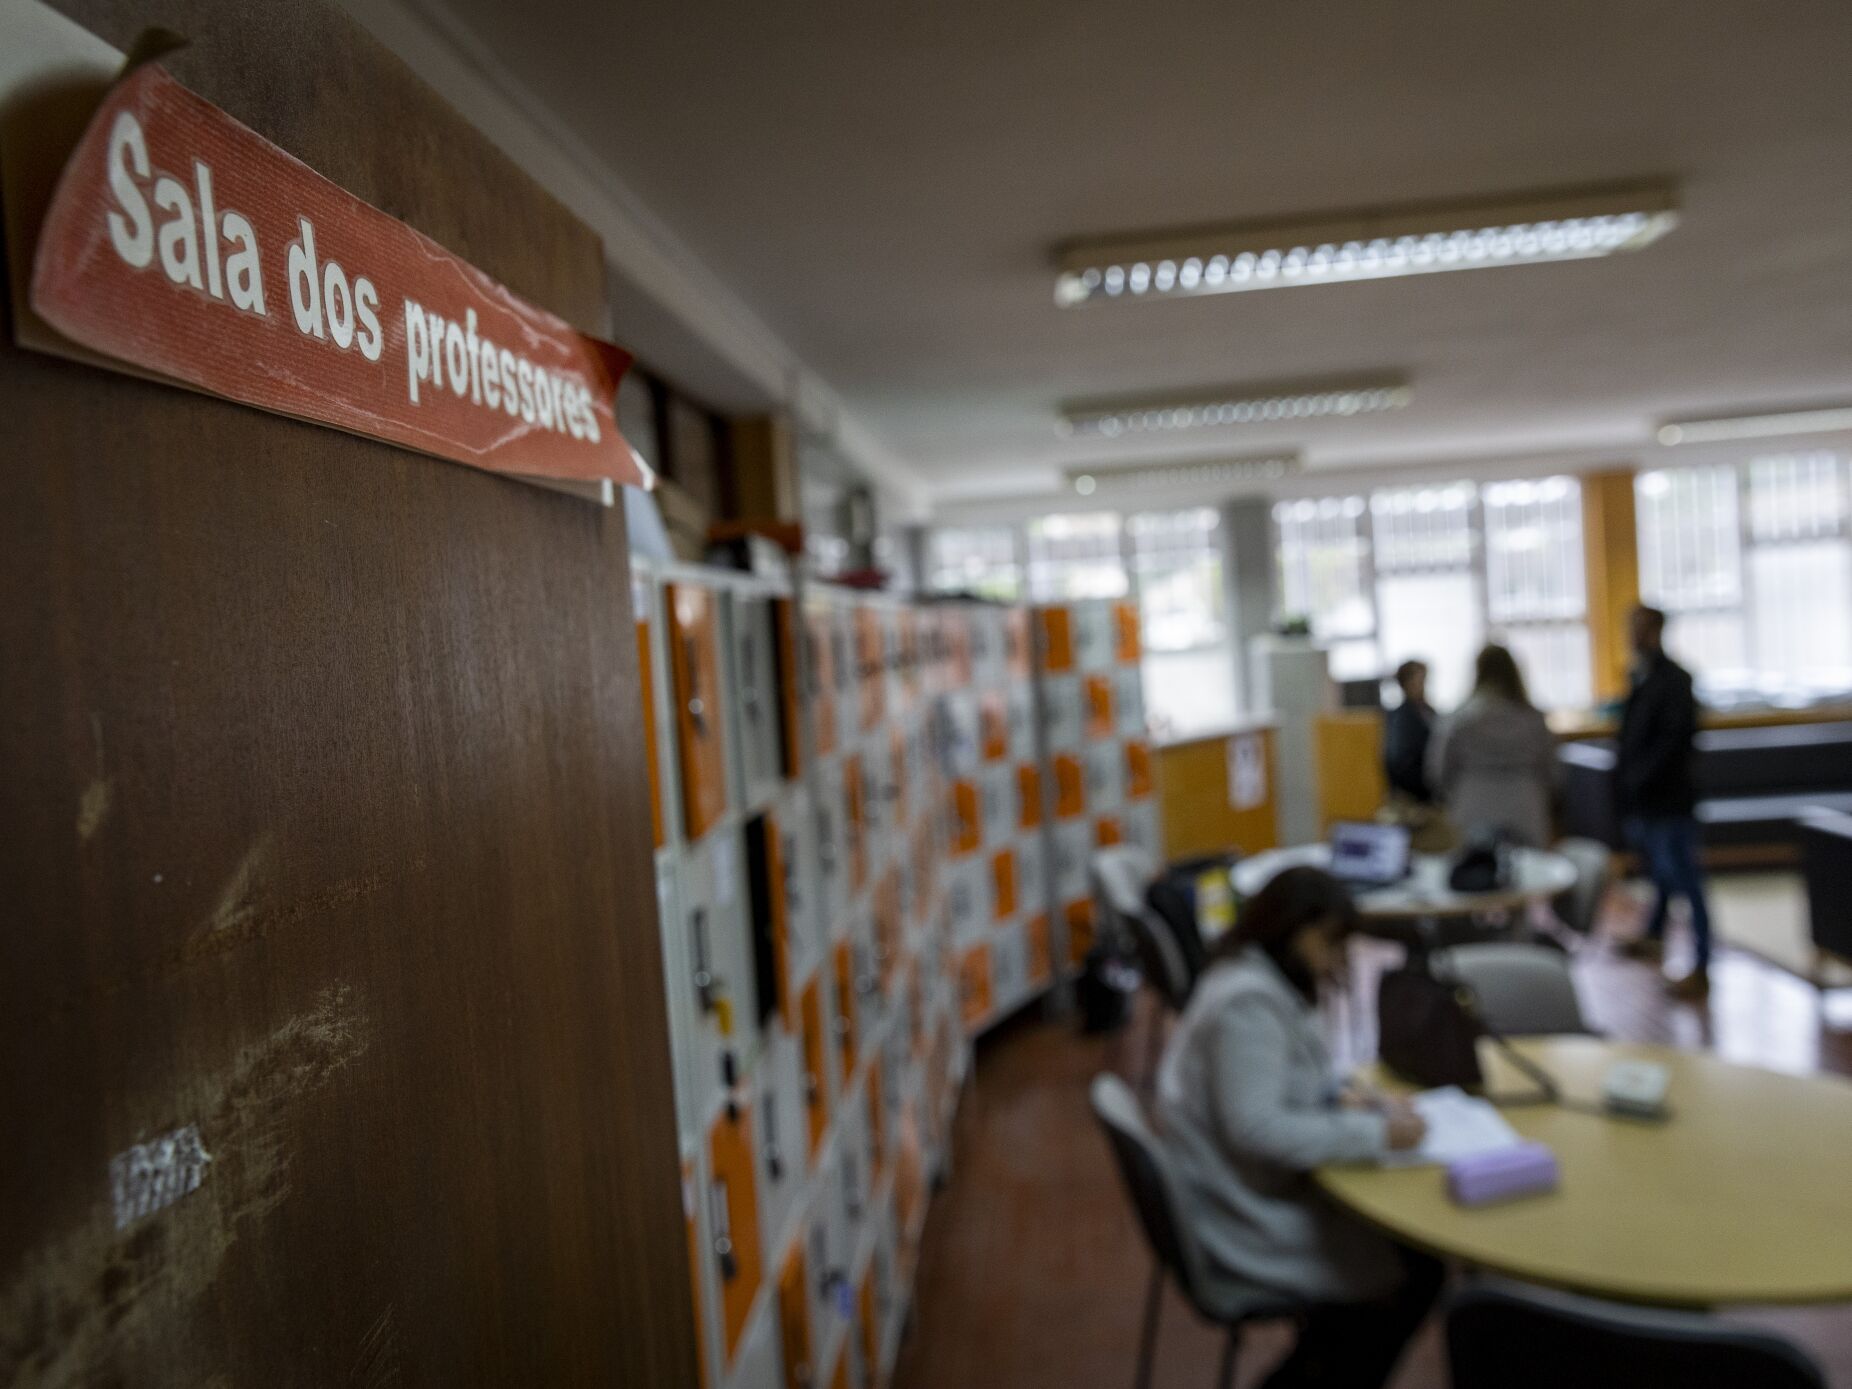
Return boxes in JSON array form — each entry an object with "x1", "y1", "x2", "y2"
[{"x1": 1317, "y1": 1036, "x2": 1852, "y2": 1306}]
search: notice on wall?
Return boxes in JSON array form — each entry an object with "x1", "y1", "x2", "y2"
[
  {"x1": 7, "y1": 56, "x2": 647, "y2": 502},
  {"x1": 1227, "y1": 732, "x2": 1267, "y2": 811}
]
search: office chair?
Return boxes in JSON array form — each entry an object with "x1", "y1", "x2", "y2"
[
  {"x1": 1092, "y1": 847, "x2": 1191, "y2": 1085},
  {"x1": 1447, "y1": 1280, "x2": 1827, "y2": 1389},
  {"x1": 1090, "y1": 1074, "x2": 1301, "y2": 1389},
  {"x1": 1434, "y1": 943, "x2": 1591, "y2": 1035},
  {"x1": 1553, "y1": 836, "x2": 1614, "y2": 938}
]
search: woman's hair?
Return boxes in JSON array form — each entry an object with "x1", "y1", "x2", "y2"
[
  {"x1": 1211, "y1": 865, "x2": 1360, "y2": 1000},
  {"x1": 1472, "y1": 642, "x2": 1534, "y2": 709}
]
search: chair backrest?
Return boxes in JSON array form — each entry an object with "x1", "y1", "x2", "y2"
[
  {"x1": 1436, "y1": 943, "x2": 1589, "y2": 1035},
  {"x1": 1091, "y1": 848, "x2": 1192, "y2": 1012},
  {"x1": 1553, "y1": 836, "x2": 1613, "y2": 936},
  {"x1": 1089, "y1": 1074, "x2": 1212, "y2": 1304},
  {"x1": 1447, "y1": 1281, "x2": 1827, "y2": 1389}
]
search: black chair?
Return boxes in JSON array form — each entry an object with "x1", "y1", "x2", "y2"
[
  {"x1": 1800, "y1": 807, "x2": 1852, "y2": 970},
  {"x1": 1090, "y1": 1074, "x2": 1301, "y2": 1389},
  {"x1": 1447, "y1": 1281, "x2": 1827, "y2": 1389},
  {"x1": 1092, "y1": 847, "x2": 1192, "y2": 1086}
]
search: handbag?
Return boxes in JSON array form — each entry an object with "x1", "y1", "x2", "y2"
[{"x1": 1377, "y1": 950, "x2": 1560, "y2": 1102}]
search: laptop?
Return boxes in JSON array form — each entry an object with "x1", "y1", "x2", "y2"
[{"x1": 1326, "y1": 820, "x2": 1413, "y2": 888}]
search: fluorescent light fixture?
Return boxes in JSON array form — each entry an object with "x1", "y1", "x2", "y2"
[
  {"x1": 1065, "y1": 452, "x2": 1300, "y2": 494},
  {"x1": 1061, "y1": 378, "x2": 1411, "y2": 438},
  {"x1": 1054, "y1": 182, "x2": 1678, "y2": 306},
  {"x1": 1656, "y1": 406, "x2": 1852, "y2": 446}
]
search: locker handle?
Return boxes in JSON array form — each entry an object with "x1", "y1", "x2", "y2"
[
  {"x1": 762, "y1": 1092, "x2": 784, "y2": 1182},
  {"x1": 709, "y1": 1175, "x2": 738, "y2": 1281},
  {"x1": 691, "y1": 908, "x2": 720, "y2": 1015},
  {"x1": 682, "y1": 635, "x2": 708, "y2": 736}
]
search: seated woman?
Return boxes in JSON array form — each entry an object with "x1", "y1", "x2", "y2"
[{"x1": 1155, "y1": 867, "x2": 1441, "y2": 1388}]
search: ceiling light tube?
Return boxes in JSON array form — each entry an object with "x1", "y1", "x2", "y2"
[
  {"x1": 1656, "y1": 406, "x2": 1852, "y2": 446},
  {"x1": 1054, "y1": 182, "x2": 1678, "y2": 306},
  {"x1": 1064, "y1": 452, "x2": 1301, "y2": 493},
  {"x1": 1061, "y1": 378, "x2": 1411, "y2": 438}
]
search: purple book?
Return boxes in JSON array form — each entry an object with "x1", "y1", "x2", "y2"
[{"x1": 1446, "y1": 1142, "x2": 1559, "y2": 1206}]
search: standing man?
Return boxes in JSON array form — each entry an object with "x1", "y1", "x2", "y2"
[
  {"x1": 1382, "y1": 660, "x2": 1435, "y2": 804},
  {"x1": 1616, "y1": 606, "x2": 1714, "y2": 998}
]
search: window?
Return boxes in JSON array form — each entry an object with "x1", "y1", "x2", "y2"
[
  {"x1": 1273, "y1": 496, "x2": 1377, "y2": 679},
  {"x1": 1638, "y1": 454, "x2": 1852, "y2": 703},
  {"x1": 1482, "y1": 477, "x2": 1591, "y2": 711},
  {"x1": 1371, "y1": 484, "x2": 1483, "y2": 708},
  {"x1": 1130, "y1": 508, "x2": 1236, "y2": 738},
  {"x1": 1025, "y1": 512, "x2": 1127, "y2": 600},
  {"x1": 927, "y1": 525, "x2": 1022, "y2": 600}
]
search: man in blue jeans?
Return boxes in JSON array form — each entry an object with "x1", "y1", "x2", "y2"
[{"x1": 1615, "y1": 605, "x2": 1714, "y2": 998}]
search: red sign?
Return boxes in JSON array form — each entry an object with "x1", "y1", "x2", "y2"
[{"x1": 28, "y1": 63, "x2": 646, "y2": 496}]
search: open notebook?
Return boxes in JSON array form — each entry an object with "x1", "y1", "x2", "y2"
[{"x1": 1377, "y1": 1086, "x2": 1524, "y2": 1169}]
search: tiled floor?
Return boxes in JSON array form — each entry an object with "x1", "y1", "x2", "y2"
[{"x1": 892, "y1": 894, "x2": 1852, "y2": 1388}]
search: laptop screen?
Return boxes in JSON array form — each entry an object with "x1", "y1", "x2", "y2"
[{"x1": 1327, "y1": 821, "x2": 1412, "y2": 884}]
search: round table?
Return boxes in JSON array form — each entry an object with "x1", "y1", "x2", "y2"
[
  {"x1": 1232, "y1": 843, "x2": 1577, "y2": 921},
  {"x1": 1318, "y1": 1037, "x2": 1852, "y2": 1306}
]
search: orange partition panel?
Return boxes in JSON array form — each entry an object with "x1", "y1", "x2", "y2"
[
  {"x1": 1156, "y1": 728, "x2": 1280, "y2": 860},
  {"x1": 668, "y1": 583, "x2": 730, "y2": 840}
]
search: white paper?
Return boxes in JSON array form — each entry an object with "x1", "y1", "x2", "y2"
[
  {"x1": 1227, "y1": 732, "x2": 1267, "y2": 811},
  {"x1": 1377, "y1": 1086, "x2": 1523, "y2": 1169}
]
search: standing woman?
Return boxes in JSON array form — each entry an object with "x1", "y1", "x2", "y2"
[
  {"x1": 1155, "y1": 868, "x2": 1441, "y2": 1388},
  {"x1": 1427, "y1": 643, "x2": 1559, "y2": 847}
]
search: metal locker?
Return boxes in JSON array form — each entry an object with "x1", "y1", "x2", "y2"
[
  {"x1": 775, "y1": 786, "x2": 820, "y2": 1011},
  {"x1": 1086, "y1": 739, "x2": 1125, "y2": 808},
  {"x1": 1115, "y1": 663, "x2": 1147, "y2": 738},
  {"x1": 979, "y1": 763, "x2": 1015, "y2": 846},
  {"x1": 836, "y1": 1086, "x2": 873, "y2": 1243},
  {"x1": 991, "y1": 921, "x2": 1028, "y2": 1011},
  {"x1": 773, "y1": 597, "x2": 804, "y2": 780},
  {"x1": 754, "y1": 1027, "x2": 808, "y2": 1262},
  {"x1": 1037, "y1": 606, "x2": 1074, "y2": 674},
  {"x1": 679, "y1": 832, "x2": 757, "y2": 1131},
  {"x1": 1041, "y1": 674, "x2": 1084, "y2": 751},
  {"x1": 969, "y1": 606, "x2": 1005, "y2": 687},
  {"x1": 1052, "y1": 752, "x2": 1087, "y2": 821},
  {"x1": 1051, "y1": 819, "x2": 1091, "y2": 906},
  {"x1": 727, "y1": 591, "x2": 785, "y2": 811},
  {"x1": 1015, "y1": 763, "x2": 1044, "y2": 832},
  {"x1": 851, "y1": 933, "x2": 885, "y2": 1055},
  {"x1": 1006, "y1": 684, "x2": 1036, "y2": 763},
  {"x1": 959, "y1": 942, "x2": 994, "y2": 1030},
  {"x1": 798, "y1": 975, "x2": 832, "y2": 1161},
  {"x1": 859, "y1": 745, "x2": 888, "y2": 861},
  {"x1": 843, "y1": 754, "x2": 868, "y2": 896},
  {"x1": 669, "y1": 582, "x2": 733, "y2": 840},
  {"x1": 1125, "y1": 739, "x2": 1154, "y2": 800},
  {"x1": 657, "y1": 853, "x2": 698, "y2": 1143},
  {"x1": 707, "y1": 1102, "x2": 767, "y2": 1366},
  {"x1": 978, "y1": 690, "x2": 1008, "y2": 763},
  {"x1": 1072, "y1": 599, "x2": 1115, "y2": 671},
  {"x1": 1003, "y1": 607, "x2": 1033, "y2": 682},
  {"x1": 777, "y1": 1236, "x2": 814, "y2": 1389},
  {"x1": 1015, "y1": 834, "x2": 1046, "y2": 921},
  {"x1": 806, "y1": 602, "x2": 839, "y2": 760},
  {"x1": 808, "y1": 1146, "x2": 852, "y2": 1370},
  {"x1": 1113, "y1": 600, "x2": 1142, "y2": 663},
  {"x1": 1083, "y1": 672, "x2": 1116, "y2": 740},
  {"x1": 854, "y1": 607, "x2": 886, "y2": 734},
  {"x1": 941, "y1": 692, "x2": 981, "y2": 779},
  {"x1": 832, "y1": 938, "x2": 860, "y2": 1083},
  {"x1": 831, "y1": 606, "x2": 858, "y2": 727},
  {"x1": 945, "y1": 855, "x2": 986, "y2": 944},
  {"x1": 989, "y1": 847, "x2": 1018, "y2": 924},
  {"x1": 724, "y1": 1292, "x2": 782, "y2": 1389},
  {"x1": 1126, "y1": 799, "x2": 1163, "y2": 859},
  {"x1": 813, "y1": 761, "x2": 850, "y2": 940}
]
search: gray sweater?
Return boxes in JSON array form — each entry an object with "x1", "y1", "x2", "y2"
[
  {"x1": 1154, "y1": 951, "x2": 1403, "y2": 1304},
  {"x1": 1428, "y1": 692, "x2": 1558, "y2": 847}
]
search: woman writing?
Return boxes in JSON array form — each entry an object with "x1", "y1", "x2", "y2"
[{"x1": 1155, "y1": 867, "x2": 1443, "y2": 1388}]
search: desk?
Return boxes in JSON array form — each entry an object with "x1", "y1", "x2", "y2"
[
  {"x1": 1232, "y1": 844, "x2": 1577, "y2": 921},
  {"x1": 1318, "y1": 1037, "x2": 1852, "y2": 1306}
]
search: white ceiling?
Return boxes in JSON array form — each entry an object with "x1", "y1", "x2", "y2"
[{"x1": 418, "y1": 0, "x2": 1852, "y2": 509}]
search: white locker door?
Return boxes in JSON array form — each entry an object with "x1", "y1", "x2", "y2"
[
  {"x1": 723, "y1": 1294, "x2": 783, "y2": 1389},
  {"x1": 1086, "y1": 740, "x2": 1125, "y2": 809},
  {"x1": 1071, "y1": 600, "x2": 1114, "y2": 672},
  {"x1": 1052, "y1": 819, "x2": 1091, "y2": 907},
  {"x1": 728, "y1": 592, "x2": 784, "y2": 810},
  {"x1": 754, "y1": 1027, "x2": 808, "y2": 1263},
  {"x1": 1041, "y1": 674, "x2": 1084, "y2": 751},
  {"x1": 1115, "y1": 663, "x2": 1147, "y2": 737}
]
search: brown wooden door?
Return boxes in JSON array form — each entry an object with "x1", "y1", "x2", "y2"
[{"x1": 0, "y1": 2, "x2": 694, "y2": 1383}]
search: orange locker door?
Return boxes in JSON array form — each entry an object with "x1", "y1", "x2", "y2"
[
  {"x1": 1025, "y1": 914, "x2": 1053, "y2": 986},
  {"x1": 1038, "y1": 606, "x2": 1075, "y2": 673},
  {"x1": 859, "y1": 1268, "x2": 881, "y2": 1389},
  {"x1": 1053, "y1": 753, "x2": 1086, "y2": 819},
  {"x1": 1084, "y1": 673, "x2": 1115, "y2": 740},
  {"x1": 707, "y1": 1105, "x2": 765, "y2": 1366},
  {"x1": 991, "y1": 848, "x2": 1017, "y2": 920},
  {"x1": 800, "y1": 976, "x2": 831, "y2": 1160},
  {"x1": 1016, "y1": 764, "x2": 1043, "y2": 831},
  {"x1": 834, "y1": 939, "x2": 859, "y2": 1080},
  {"x1": 777, "y1": 1239, "x2": 813, "y2": 1389},
  {"x1": 1113, "y1": 600, "x2": 1142, "y2": 663},
  {"x1": 1125, "y1": 739, "x2": 1153, "y2": 799},
  {"x1": 668, "y1": 583, "x2": 730, "y2": 840},
  {"x1": 960, "y1": 943, "x2": 993, "y2": 1030}
]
